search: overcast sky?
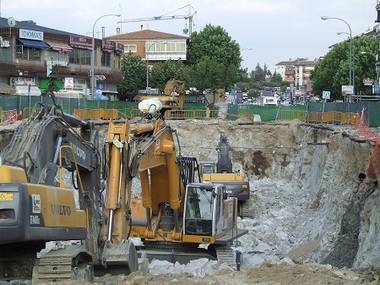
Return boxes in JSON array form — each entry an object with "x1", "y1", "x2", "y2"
[{"x1": 2, "y1": 0, "x2": 378, "y2": 70}]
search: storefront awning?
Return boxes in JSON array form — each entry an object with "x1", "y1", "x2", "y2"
[
  {"x1": 17, "y1": 38, "x2": 50, "y2": 49},
  {"x1": 48, "y1": 42, "x2": 73, "y2": 53}
]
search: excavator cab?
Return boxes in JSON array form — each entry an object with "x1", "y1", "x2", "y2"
[
  {"x1": 199, "y1": 161, "x2": 216, "y2": 176},
  {"x1": 183, "y1": 183, "x2": 232, "y2": 238}
]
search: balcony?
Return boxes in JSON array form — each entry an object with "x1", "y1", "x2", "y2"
[{"x1": 145, "y1": 51, "x2": 186, "y2": 61}]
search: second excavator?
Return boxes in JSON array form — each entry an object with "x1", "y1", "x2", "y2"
[{"x1": 110, "y1": 101, "x2": 247, "y2": 267}]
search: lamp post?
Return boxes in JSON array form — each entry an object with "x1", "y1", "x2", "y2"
[
  {"x1": 91, "y1": 14, "x2": 120, "y2": 97},
  {"x1": 321, "y1": 16, "x2": 354, "y2": 94},
  {"x1": 337, "y1": 31, "x2": 353, "y2": 89},
  {"x1": 145, "y1": 42, "x2": 155, "y2": 93}
]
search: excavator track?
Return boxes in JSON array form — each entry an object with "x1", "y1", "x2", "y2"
[
  {"x1": 239, "y1": 201, "x2": 252, "y2": 218},
  {"x1": 216, "y1": 247, "x2": 236, "y2": 267},
  {"x1": 32, "y1": 246, "x2": 93, "y2": 283}
]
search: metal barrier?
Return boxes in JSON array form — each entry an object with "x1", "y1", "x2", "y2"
[
  {"x1": 129, "y1": 109, "x2": 142, "y2": 118},
  {"x1": 73, "y1": 108, "x2": 122, "y2": 120},
  {"x1": 306, "y1": 111, "x2": 359, "y2": 125},
  {"x1": 276, "y1": 110, "x2": 307, "y2": 121},
  {"x1": 164, "y1": 109, "x2": 218, "y2": 120}
]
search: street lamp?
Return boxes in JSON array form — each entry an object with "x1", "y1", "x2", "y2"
[
  {"x1": 91, "y1": 14, "x2": 121, "y2": 97},
  {"x1": 321, "y1": 16, "x2": 354, "y2": 93},
  {"x1": 336, "y1": 31, "x2": 353, "y2": 89}
]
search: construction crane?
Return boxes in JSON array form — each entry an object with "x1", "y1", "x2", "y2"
[{"x1": 118, "y1": 4, "x2": 197, "y2": 36}]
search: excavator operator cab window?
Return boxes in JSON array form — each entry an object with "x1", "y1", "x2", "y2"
[
  {"x1": 200, "y1": 163, "x2": 216, "y2": 175},
  {"x1": 184, "y1": 185, "x2": 215, "y2": 236}
]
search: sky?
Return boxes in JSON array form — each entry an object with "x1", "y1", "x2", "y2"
[{"x1": 1, "y1": 0, "x2": 377, "y2": 71}]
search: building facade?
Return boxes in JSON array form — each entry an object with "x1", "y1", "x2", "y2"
[
  {"x1": 0, "y1": 17, "x2": 124, "y2": 97},
  {"x1": 107, "y1": 29, "x2": 188, "y2": 62},
  {"x1": 275, "y1": 58, "x2": 317, "y2": 96}
]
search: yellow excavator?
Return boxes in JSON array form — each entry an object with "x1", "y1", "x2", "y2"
[
  {"x1": 0, "y1": 94, "x2": 245, "y2": 282},
  {"x1": 0, "y1": 101, "x2": 138, "y2": 282},
  {"x1": 200, "y1": 134, "x2": 250, "y2": 217},
  {"x1": 120, "y1": 103, "x2": 247, "y2": 266},
  {"x1": 137, "y1": 79, "x2": 186, "y2": 116}
]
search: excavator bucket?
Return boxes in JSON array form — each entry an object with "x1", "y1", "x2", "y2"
[{"x1": 100, "y1": 240, "x2": 138, "y2": 274}]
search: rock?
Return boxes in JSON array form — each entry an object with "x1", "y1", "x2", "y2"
[{"x1": 287, "y1": 240, "x2": 320, "y2": 264}]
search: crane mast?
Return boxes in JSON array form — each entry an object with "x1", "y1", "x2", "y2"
[{"x1": 118, "y1": 5, "x2": 196, "y2": 36}]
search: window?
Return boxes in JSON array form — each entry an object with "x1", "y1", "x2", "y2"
[
  {"x1": 114, "y1": 55, "x2": 121, "y2": 69},
  {"x1": 15, "y1": 46, "x2": 41, "y2": 61},
  {"x1": 175, "y1": 42, "x2": 186, "y2": 52},
  {"x1": 167, "y1": 42, "x2": 175, "y2": 52},
  {"x1": 185, "y1": 186, "x2": 214, "y2": 236},
  {"x1": 69, "y1": 49, "x2": 91, "y2": 65},
  {"x1": 101, "y1": 52, "x2": 111, "y2": 67},
  {"x1": 124, "y1": 45, "x2": 137, "y2": 53}
]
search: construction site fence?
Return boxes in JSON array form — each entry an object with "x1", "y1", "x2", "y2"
[
  {"x1": 164, "y1": 109, "x2": 219, "y2": 120},
  {"x1": 0, "y1": 94, "x2": 209, "y2": 120},
  {"x1": 228, "y1": 102, "x2": 380, "y2": 127}
]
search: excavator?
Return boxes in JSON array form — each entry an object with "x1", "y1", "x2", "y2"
[
  {"x1": 200, "y1": 134, "x2": 250, "y2": 217},
  {"x1": 0, "y1": 88, "x2": 245, "y2": 282},
  {"x1": 0, "y1": 99, "x2": 138, "y2": 282},
  {"x1": 137, "y1": 79, "x2": 186, "y2": 116},
  {"x1": 123, "y1": 101, "x2": 247, "y2": 266}
]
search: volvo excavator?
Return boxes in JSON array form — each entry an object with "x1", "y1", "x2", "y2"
[{"x1": 0, "y1": 101, "x2": 138, "y2": 282}]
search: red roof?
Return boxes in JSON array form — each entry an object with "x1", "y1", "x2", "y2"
[{"x1": 107, "y1": 29, "x2": 188, "y2": 40}]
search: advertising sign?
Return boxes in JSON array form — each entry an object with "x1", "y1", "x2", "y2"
[
  {"x1": 10, "y1": 77, "x2": 36, "y2": 87},
  {"x1": 115, "y1": 43, "x2": 124, "y2": 54},
  {"x1": 102, "y1": 40, "x2": 114, "y2": 53},
  {"x1": 363, "y1": 78, "x2": 375, "y2": 86},
  {"x1": 69, "y1": 36, "x2": 92, "y2": 50},
  {"x1": 341, "y1": 85, "x2": 354, "y2": 96},
  {"x1": 19, "y1": 29, "x2": 44, "y2": 41}
]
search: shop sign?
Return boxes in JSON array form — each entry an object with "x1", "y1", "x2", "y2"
[
  {"x1": 69, "y1": 36, "x2": 92, "y2": 50},
  {"x1": 102, "y1": 40, "x2": 114, "y2": 52},
  {"x1": 363, "y1": 78, "x2": 375, "y2": 86},
  {"x1": 115, "y1": 43, "x2": 124, "y2": 54},
  {"x1": 19, "y1": 29, "x2": 44, "y2": 41},
  {"x1": 10, "y1": 77, "x2": 36, "y2": 87}
]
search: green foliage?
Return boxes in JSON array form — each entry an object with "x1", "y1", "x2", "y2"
[
  {"x1": 117, "y1": 53, "x2": 146, "y2": 100},
  {"x1": 185, "y1": 56, "x2": 225, "y2": 90},
  {"x1": 248, "y1": 89, "x2": 260, "y2": 98},
  {"x1": 188, "y1": 25, "x2": 241, "y2": 66},
  {"x1": 236, "y1": 64, "x2": 289, "y2": 94},
  {"x1": 312, "y1": 35, "x2": 377, "y2": 99},
  {"x1": 187, "y1": 24, "x2": 241, "y2": 90},
  {"x1": 149, "y1": 60, "x2": 186, "y2": 90}
]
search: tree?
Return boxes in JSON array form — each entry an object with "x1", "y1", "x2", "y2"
[
  {"x1": 312, "y1": 35, "x2": 377, "y2": 99},
  {"x1": 185, "y1": 56, "x2": 225, "y2": 90},
  {"x1": 254, "y1": 63, "x2": 266, "y2": 81},
  {"x1": 117, "y1": 53, "x2": 146, "y2": 100},
  {"x1": 149, "y1": 60, "x2": 186, "y2": 90},
  {"x1": 187, "y1": 24, "x2": 241, "y2": 89}
]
